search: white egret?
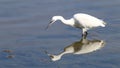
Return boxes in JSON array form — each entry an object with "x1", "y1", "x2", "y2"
[{"x1": 46, "y1": 13, "x2": 106, "y2": 36}]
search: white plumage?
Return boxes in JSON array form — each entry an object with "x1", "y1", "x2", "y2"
[
  {"x1": 46, "y1": 13, "x2": 106, "y2": 36},
  {"x1": 74, "y1": 13, "x2": 106, "y2": 28}
]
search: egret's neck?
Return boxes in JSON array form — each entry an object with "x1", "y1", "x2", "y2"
[
  {"x1": 59, "y1": 17, "x2": 75, "y2": 26},
  {"x1": 54, "y1": 51, "x2": 69, "y2": 61},
  {"x1": 58, "y1": 51, "x2": 67, "y2": 57}
]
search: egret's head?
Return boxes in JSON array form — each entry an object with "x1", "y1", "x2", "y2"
[
  {"x1": 49, "y1": 54, "x2": 61, "y2": 61},
  {"x1": 46, "y1": 16, "x2": 63, "y2": 30}
]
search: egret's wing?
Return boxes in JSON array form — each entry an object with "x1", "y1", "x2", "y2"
[{"x1": 73, "y1": 13, "x2": 105, "y2": 28}]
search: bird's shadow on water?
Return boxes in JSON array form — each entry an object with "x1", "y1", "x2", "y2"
[{"x1": 45, "y1": 36, "x2": 106, "y2": 62}]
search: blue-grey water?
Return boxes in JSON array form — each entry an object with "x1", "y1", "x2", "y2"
[{"x1": 0, "y1": 0, "x2": 120, "y2": 68}]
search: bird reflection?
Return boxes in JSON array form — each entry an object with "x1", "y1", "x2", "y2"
[{"x1": 48, "y1": 37, "x2": 105, "y2": 61}]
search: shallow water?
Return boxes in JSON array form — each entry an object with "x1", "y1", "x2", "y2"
[{"x1": 0, "y1": 0, "x2": 120, "y2": 68}]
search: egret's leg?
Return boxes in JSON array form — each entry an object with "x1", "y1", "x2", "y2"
[
  {"x1": 85, "y1": 31, "x2": 88, "y2": 36},
  {"x1": 82, "y1": 31, "x2": 88, "y2": 38},
  {"x1": 82, "y1": 28, "x2": 88, "y2": 37}
]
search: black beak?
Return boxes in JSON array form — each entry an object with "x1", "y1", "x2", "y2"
[{"x1": 45, "y1": 20, "x2": 53, "y2": 30}]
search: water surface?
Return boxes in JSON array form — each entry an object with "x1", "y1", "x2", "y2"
[{"x1": 0, "y1": 0, "x2": 120, "y2": 68}]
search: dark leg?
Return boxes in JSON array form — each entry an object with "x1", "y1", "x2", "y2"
[
  {"x1": 85, "y1": 31, "x2": 88, "y2": 36},
  {"x1": 82, "y1": 31, "x2": 88, "y2": 39}
]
